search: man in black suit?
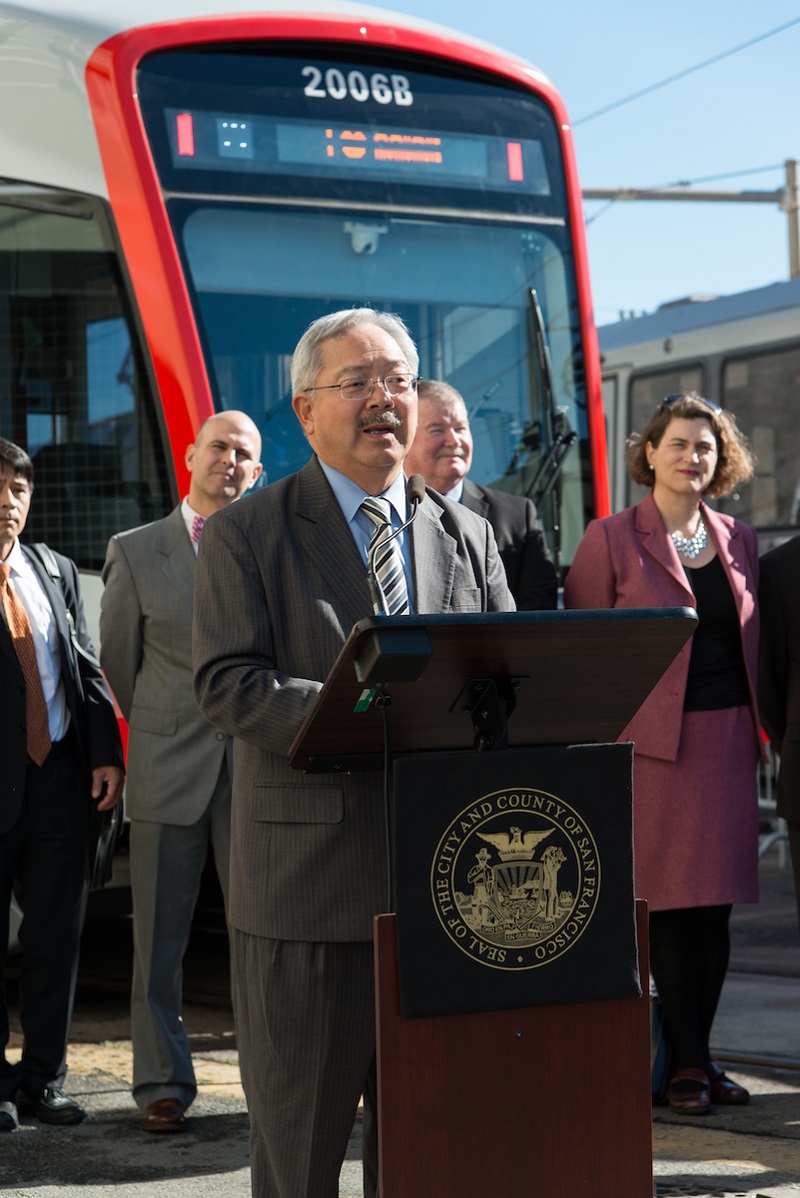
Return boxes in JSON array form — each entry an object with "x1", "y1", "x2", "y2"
[
  {"x1": 404, "y1": 380, "x2": 557, "y2": 609},
  {"x1": 0, "y1": 438, "x2": 124, "y2": 1132},
  {"x1": 759, "y1": 533, "x2": 800, "y2": 927}
]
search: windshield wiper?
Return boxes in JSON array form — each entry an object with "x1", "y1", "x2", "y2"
[{"x1": 522, "y1": 288, "x2": 577, "y2": 508}]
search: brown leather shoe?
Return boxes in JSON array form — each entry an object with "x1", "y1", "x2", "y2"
[
  {"x1": 665, "y1": 1067, "x2": 712, "y2": 1115},
  {"x1": 708, "y1": 1062, "x2": 750, "y2": 1105},
  {"x1": 141, "y1": 1098, "x2": 186, "y2": 1133}
]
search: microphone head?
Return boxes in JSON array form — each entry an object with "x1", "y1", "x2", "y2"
[{"x1": 406, "y1": 473, "x2": 426, "y2": 505}]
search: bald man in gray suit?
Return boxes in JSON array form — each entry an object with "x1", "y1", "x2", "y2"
[
  {"x1": 193, "y1": 310, "x2": 513, "y2": 1198},
  {"x1": 100, "y1": 411, "x2": 262, "y2": 1132}
]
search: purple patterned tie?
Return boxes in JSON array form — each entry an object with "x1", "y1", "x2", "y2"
[{"x1": 191, "y1": 514, "x2": 206, "y2": 544}]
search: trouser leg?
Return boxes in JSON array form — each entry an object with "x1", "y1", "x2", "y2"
[
  {"x1": 130, "y1": 759, "x2": 232, "y2": 1111},
  {"x1": 130, "y1": 815, "x2": 208, "y2": 1110},
  {"x1": 0, "y1": 817, "x2": 24, "y2": 1102},
  {"x1": 9, "y1": 753, "x2": 88, "y2": 1097},
  {"x1": 788, "y1": 821, "x2": 800, "y2": 931},
  {"x1": 232, "y1": 930, "x2": 376, "y2": 1198}
]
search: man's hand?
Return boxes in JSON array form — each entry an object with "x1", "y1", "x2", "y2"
[{"x1": 91, "y1": 765, "x2": 125, "y2": 811}]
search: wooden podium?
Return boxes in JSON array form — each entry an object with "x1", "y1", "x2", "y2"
[
  {"x1": 290, "y1": 608, "x2": 697, "y2": 1198},
  {"x1": 375, "y1": 903, "x2": 652, "y2": 1198}
]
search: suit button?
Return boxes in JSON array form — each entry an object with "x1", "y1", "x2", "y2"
[{"x1": 215, "y1": 731, "x2": 225, "y2": 741}]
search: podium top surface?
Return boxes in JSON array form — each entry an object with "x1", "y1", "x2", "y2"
[{"x1": 289, "y1": 607, "x2": 697, "y2": 772}]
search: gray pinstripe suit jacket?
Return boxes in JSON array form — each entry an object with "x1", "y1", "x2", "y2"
[{"x1": 193, "y1": 456, "x2": 513, "y2": 943}]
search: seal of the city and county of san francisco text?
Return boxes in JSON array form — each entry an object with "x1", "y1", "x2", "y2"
[{"x1": 430, "y1": 787, "x2": 600, "y2": 971}]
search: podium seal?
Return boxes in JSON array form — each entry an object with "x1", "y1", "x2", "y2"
[{"x1": 430, "y1": 786, "x2": 600, "y2": 971}]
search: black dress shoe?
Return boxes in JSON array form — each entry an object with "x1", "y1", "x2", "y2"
[
  {"x1": 18, "y1": 1087, "x2": 86, "y2": 1125},
  {"x1": 0, "y1": 1101, "x2": 19, "y2": 1131}
]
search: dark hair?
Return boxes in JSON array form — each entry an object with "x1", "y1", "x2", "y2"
[
  {"x1": 0, "y1": 437, "x2": 34, "y2": 487},
  {"x1": 626, "y1": 393, "x2": 754, "y2": 498}
]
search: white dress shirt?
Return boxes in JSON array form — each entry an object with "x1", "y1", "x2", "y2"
[{"x1": 3, "y1": 539, "x2": 69, "y2": 741}]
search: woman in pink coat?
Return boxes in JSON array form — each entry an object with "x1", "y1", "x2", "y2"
[{"x1": 565, "y1": 393, "x2": 761, "y2": 1115}]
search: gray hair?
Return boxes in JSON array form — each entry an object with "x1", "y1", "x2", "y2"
[
  {"x1": 417, "y1": 379, "x2": 466, "y2": 410},
  {"x1": 291, "y1": 308, "x2": 419, "y2": 394}
]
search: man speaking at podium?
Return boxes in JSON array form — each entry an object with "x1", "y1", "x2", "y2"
[{"x1": 193, "y1": 309, "x2": 513, "y2": 1198}]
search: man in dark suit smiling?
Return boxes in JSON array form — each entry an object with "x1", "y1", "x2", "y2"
[
  {"x1": 193, "y1": 309, "x2": 513, "y2": 1198},
  {"x1": 405, "y1": 379, "x2": 557, "y2": 610}
]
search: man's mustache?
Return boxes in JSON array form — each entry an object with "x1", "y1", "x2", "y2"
[{"x1": 357, "y1": 411, "x2": 403, "y2": 430}]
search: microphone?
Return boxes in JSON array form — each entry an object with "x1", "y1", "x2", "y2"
[
  {"x1": 406, "y1": 472, "x2": 426, "y2": 508},
  {"x1": 368, "y1": 474, "x2": 426, "y2": 615}
]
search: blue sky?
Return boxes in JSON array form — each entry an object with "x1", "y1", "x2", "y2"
[{"x1": 369, "y1": 0, "x2": 800, "y2": 326}]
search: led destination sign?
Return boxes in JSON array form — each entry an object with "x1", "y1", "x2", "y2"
[{"x1": 168, "y1": 109, "x2": 550, "y2": 195}]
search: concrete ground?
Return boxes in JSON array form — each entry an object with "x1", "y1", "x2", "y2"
[{"x1": 1, "y1": 850, "x2": 798, "y2": 1197}]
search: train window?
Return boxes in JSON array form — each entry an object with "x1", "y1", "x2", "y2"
[
  {"x1": 722, "y1": 345, "x2": 800, "y2": 529},
  {"x1": 625, "y1": 366, "x2": 705, "y2": 506},
  {"x1": 0, "y1": 194, "x2": 172, "y2": 569}
]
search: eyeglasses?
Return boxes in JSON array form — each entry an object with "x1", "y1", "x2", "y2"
[
  {"x1": 662, "y1": 393, "x2": 722, "y2": 414},
  {"x1": 304, "y1": 374, "x2": 420, "y2": 401}
]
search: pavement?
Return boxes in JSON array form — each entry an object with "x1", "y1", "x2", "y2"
[{"x1": 1, "y1": 847, "x2": 799, "y2": 1197}]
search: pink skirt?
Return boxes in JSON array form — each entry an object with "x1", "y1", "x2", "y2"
[{"x1": 632, "y1": 706, "x2": 760, "y2": 912}]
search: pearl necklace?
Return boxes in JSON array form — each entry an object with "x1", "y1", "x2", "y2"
[{"x1": 670, "y1": 515, "x2": 707, "y2": 561}]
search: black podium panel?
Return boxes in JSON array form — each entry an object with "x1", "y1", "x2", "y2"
[{"x1": 393, "y1": 743, "x2": 637, "y2": 1018}]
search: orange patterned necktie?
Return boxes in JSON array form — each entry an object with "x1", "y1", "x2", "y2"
[{"x1": 0, "y1": 560, "x2": 52, "y2": 766}]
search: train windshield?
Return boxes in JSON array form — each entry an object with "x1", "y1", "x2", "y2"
[{"x1": 137, "y1": 46, "x2": 592, "y2": 563}]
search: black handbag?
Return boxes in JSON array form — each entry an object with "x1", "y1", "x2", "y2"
[{"x1": 28, "y1": 543, "x2": 122, "y2": 891}]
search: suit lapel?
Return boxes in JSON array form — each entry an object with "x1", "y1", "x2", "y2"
[
  {"x1": 22, "y1": 545, "x2": 71, "y2": 647},
  {"x1": 461, "y1": 480, "x2": 489, "y2": 521},
  {"x1": 0, "y1": 583, "x2": 19, "y2": 672},
  {"x1": 411, "y1": 494, "x2": 456, "y2": 612},
  {"x1": 295, "y1": 459, "x2": 373, "y2": 623},
  {"x1": 156, "y1": 506, "x2": 196, "y2": 605},
  {"x1": 635, "y1": 494, "x2": 695, "y2": 604},
  {"x1": 703, "y1": 503, "x2": 747, "y2": 618}
]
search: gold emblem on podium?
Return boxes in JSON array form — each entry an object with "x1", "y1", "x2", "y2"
[{"x1": 430, "y1": 787, "x2": 600, "y2": 970}]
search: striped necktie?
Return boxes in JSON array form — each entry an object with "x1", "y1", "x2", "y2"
[
  {"x1": 0, "y1": 561, "x2": 52, "y2": 766},
  {"x1": 361, "y1": 497, "x2": 409, "y2": 615}
]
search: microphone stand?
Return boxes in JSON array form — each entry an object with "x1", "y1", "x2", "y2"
[{"x1": 364, "y1": 474, "x2": 426, "y2": 914}]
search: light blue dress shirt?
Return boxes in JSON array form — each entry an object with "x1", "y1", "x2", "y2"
[{"x1": 317, "y1": 459, "x2": 416, "y2": 612}]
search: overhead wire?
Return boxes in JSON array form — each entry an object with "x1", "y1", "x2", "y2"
[{"x1": 573, "y1": 17, "x2": 800, "y2": 126}]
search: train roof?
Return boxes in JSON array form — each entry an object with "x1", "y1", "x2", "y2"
[
  {"x1": 0, "y1": 1, "x2": 552, "y2": 202},
  {"x1": 598, "y1": 276, "x2": 800, "y2": 352},
  {"x1": 0, "y1": 0, "x2": 541, "y2": 61}
]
